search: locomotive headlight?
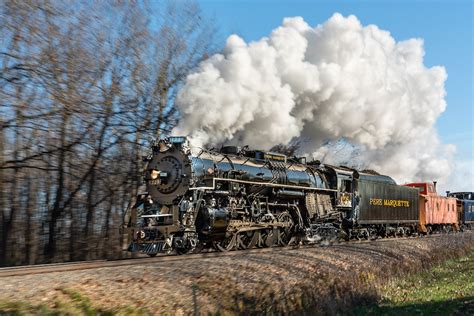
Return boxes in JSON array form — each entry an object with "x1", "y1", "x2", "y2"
[{"x1": 150, "y1": 169, "x2": 160, "y2": 180}]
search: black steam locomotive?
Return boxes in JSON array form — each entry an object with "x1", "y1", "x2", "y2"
[{"x1": 122, "y1": 136, "x2": 419, "y2": 255}]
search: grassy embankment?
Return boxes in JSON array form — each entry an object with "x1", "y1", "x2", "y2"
[
  {"x1": 2, "y1": 252, "x2": 472, "y2": 316},
  {"x1": 1, "y1": 234, "x2": 473, "y2": 315},
  {"x1": 357, "y1": 251, "x2": 474, "y2": 315},
  {"x1": 0, "y1": 288, "x2": 145, "y2": 316}
]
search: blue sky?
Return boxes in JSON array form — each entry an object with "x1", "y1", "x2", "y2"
[{"x1": 198, "y1": 0, "x2": 473, "y2": 163}]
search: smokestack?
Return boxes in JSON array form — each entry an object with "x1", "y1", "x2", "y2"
[{"x1": 174, "y1": 13, "x2": 454, "y2": 184}]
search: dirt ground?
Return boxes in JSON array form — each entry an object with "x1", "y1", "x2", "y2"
[{"x1": 1, "y1": 232, "x2": 473, "y2": 315}]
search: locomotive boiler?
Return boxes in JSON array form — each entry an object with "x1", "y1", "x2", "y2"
[{"x1": 123, "y1": 136, "x2": 341, "y2": 255}]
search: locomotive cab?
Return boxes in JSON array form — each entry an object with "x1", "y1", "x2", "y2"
[{"x1": 322, "y1": 165, "x2": 354, "y2": 208}]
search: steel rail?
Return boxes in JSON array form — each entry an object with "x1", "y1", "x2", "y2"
[{"x1": 0, "y1": 233, "x2": 458, "y2": 278}]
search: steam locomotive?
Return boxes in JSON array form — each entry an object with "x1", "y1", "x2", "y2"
[{"x1": 122, "y1": 136, "x2": 437, "y2": 256}]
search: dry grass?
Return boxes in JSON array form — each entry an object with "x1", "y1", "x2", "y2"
[
  {"x1": 1, "y1": 232, "x2": 473, "y2": 315},
  {"x1": 356, "y1": 251, "x2": 474, "y2": 315}
]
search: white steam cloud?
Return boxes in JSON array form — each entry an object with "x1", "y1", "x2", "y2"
[{"x1": 174, "y1": 13, "x2": 455, "y2": 184}]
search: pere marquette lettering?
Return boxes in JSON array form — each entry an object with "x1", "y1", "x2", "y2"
[{"x1": 369, "y1": 198, "x2": 410, "y2": 208}]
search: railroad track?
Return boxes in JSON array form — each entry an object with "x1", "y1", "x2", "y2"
[{"x1": 0, "y1": 233, "x2": 455, "y2": 277}]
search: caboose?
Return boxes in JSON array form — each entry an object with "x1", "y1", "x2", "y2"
[{"x1": 405, "y1": 182, "x2": 458, "y2": 233}]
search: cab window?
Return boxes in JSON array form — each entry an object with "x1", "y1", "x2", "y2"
[
  {"x1": 428, "y1": 184, "x2": 434, "y2": 193},
  {"x1": 341, "y1": 179, "x2": 352, "y2": 193}
]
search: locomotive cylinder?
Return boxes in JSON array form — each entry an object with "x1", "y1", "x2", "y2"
[{"x1": 196, "y1": 207, "x2": 231, "y2": 237}]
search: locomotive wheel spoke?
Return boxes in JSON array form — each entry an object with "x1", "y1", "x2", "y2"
[
  {"x1": 262, "y1": 229, "x2": 276, "y2": 247},
  {"x1": 276, "y1": 228, "x2": 286, "y2": 246},
  {"x1": 214, "y1": 234, "x2": 237, "y2": 252},
  {"x1": 237, "y1": 231, "x2": 255, "y2": 250},
  {"x1": 236, "y1": 234, "x2": 245, "y2": 250},
  {"x1": 255, "y1": 230, "x2": 265, "y2": 248},
  {"x1": 277, "y1": 212, "x2": 294, "y2": 246}
]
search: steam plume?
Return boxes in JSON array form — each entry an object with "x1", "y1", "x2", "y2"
[{"x1": 174, "y1": 13, "x2": 454, "y2": 184}]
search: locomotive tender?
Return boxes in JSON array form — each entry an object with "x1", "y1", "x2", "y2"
[{"x1": 122, "y1": 136, "x2": 422, "y2": 256}]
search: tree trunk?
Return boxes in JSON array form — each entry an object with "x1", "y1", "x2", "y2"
[
  {"x1": 0, "y1": 126, "x2": 8, "y2": 266},
  {"x1": 45, "y1": 111, "x2": 69, "y2": 260},
  {"x1": 25, "y1": 175, "x2": 37, "y2": 265}
]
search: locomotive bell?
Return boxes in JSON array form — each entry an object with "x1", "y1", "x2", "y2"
[{"x1": 158, "y1": 139, "x2": 171, "y2": 152}]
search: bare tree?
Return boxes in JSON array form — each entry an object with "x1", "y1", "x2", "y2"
[{"x1": 0, "y1": 0, "x2": 216, "y2": 265}]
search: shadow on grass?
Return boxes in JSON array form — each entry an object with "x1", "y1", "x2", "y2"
[{"x1": 356, "y1": 296, "x2": 474, "y2": 316}]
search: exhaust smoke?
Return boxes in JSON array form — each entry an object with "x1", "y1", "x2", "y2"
[{"x1": 173, "y1": 13, "x2": 454, "y2": 184}]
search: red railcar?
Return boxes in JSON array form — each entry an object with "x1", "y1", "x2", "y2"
[{"x1": 404, "y1": 182, "x2": 458, "y2": 233}]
